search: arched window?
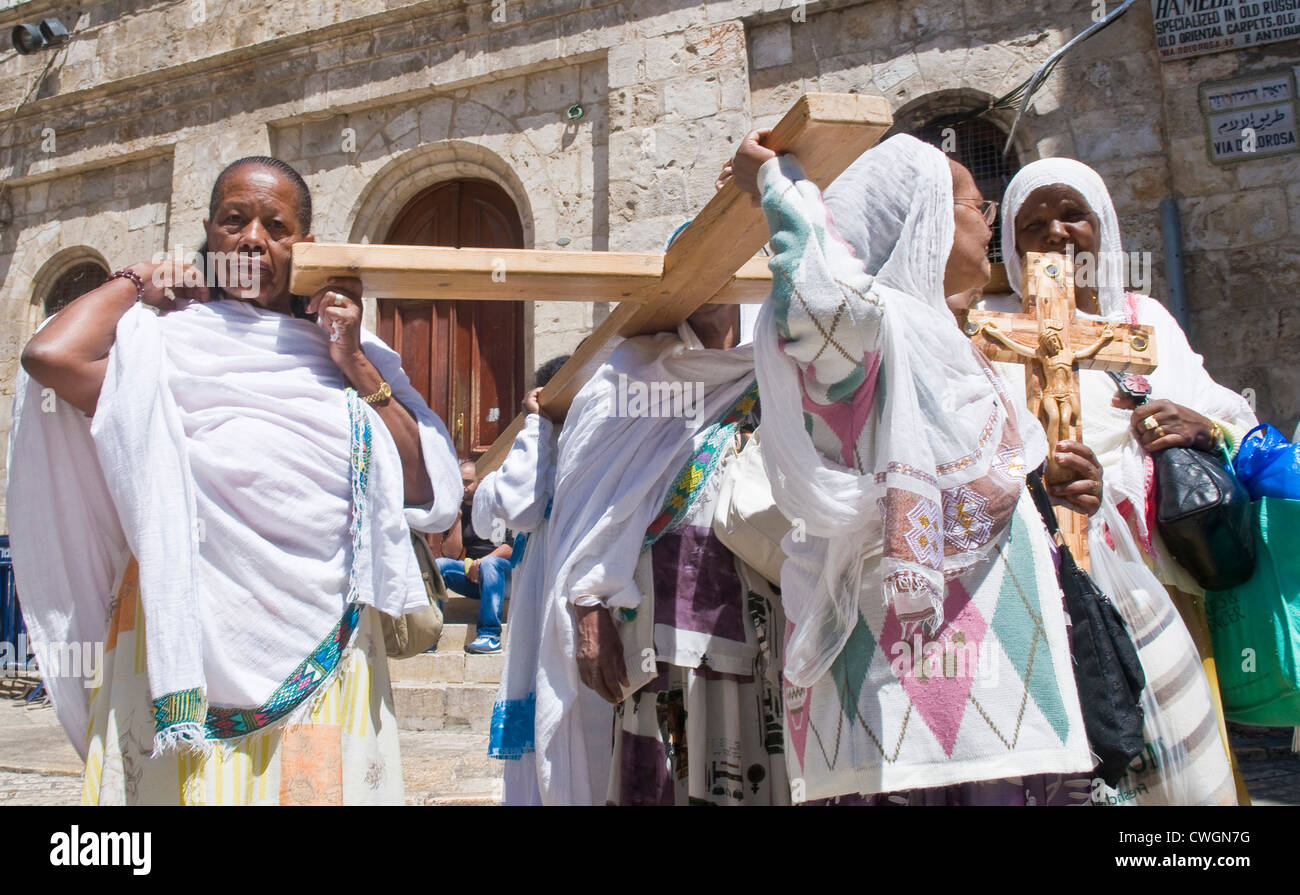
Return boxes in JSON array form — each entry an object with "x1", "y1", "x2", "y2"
[
  {"x1": 44, "y1": 262, "x2": 108, "y2": 317},
  {"x1": 898, "y1": 113, "x2": 1022, "y2": 264}
]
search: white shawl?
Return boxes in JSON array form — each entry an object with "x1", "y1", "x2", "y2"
[
  {"x1": 753, "y1": 138, "x2": 1047, "y2": 687},
  {"x1": 471, "y1": 413, "x2": 568, "y2": 806},
  {"x1": 7, "y1": 299, "x2": 462, "y2": 756},
  {"x1": 532, "y1": 323, "x2": 755, "y2": 804}
]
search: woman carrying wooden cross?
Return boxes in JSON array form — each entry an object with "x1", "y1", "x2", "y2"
[
  {"x1": 10, "y1": 157, "x2": 462, "y2": 804},
  {"x1": 992, "y1": 158, "x2": 1260, "y2": 804},
  {"x1": 727, "y1": 131, "x2": 1105, "y2": 804}
]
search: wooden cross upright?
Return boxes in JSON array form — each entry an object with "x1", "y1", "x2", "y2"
[
  {"x1": 289, "y1": 93, "x2": 894, "y2": 473},
  {"x1": 963, "y1": 251, "x2": 1158, "y2": 569}
]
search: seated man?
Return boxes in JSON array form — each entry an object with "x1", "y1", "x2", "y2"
[{"x1": 437, "y1": 459, "x2": 513, "y2": 654}]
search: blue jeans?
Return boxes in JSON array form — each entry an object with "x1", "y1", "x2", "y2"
[{"x1": 436, "y1": 556, "x2": 510, "y2": 639}]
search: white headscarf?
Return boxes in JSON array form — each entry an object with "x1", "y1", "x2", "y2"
[
  {"x1": 755, "y1": 135, "x2": 1046, "y2": 687},
  {"x1": 1000, "y1": 157, "x2": 1127, "y2": 320}
]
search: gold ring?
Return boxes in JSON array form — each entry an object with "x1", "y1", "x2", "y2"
[
  {"x1": 1142, "y1": 415, "x2": 1159, "y2": 431},
  {"x1": 1155, "y1": 426, "x2": 1167, "y2": 439}
]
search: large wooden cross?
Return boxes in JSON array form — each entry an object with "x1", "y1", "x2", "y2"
[
  {"x1": 963, "y1": 252, "x2": 1158, "y2": 569},
  {"x1": 289, "y1": 93, "x2": 893, "y2": 473}
]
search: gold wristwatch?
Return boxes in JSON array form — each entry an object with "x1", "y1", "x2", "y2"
[{"x1": 360, "y1": 381, "x2": 392, "y2": 405}]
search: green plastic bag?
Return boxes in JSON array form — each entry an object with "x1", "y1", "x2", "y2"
[{"x1": 1206, "y1": 496, "x2": 1300, "y2": 726}]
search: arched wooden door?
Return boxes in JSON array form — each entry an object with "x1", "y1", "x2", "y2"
[{"x1": 379, "y1": 179, "x2": 525, "y2": 459}]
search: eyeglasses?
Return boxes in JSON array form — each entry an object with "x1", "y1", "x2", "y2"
[{"x1": 955, "y1": 198, "x2": 998, "y2": 226}]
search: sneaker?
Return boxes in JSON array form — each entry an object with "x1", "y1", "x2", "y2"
[{"x1": 465, "y1": 634, "x2": 501, "y2": 654}]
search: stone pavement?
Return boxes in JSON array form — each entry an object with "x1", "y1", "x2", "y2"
[
  {"x1": 0, "y1": 679, "x2": 502, "y2": 806},
  {"x1": 1230, "y1": 724, "x2": 1300, "y2": 807},
  {"x1": 4, "y1": 677, "x2": 1298, "y2": 807}
]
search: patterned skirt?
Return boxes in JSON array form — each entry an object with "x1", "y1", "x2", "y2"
[
  {"x1": 81, "y1": 562, "x2": 404, "y2": 805},
  {"x1": 786, "y1": 495, "x2": 1094, "y2": 802},
  {"x1": 608, "y1": 660, "x2": 790, "y2": 806},
  {"x1": 607, "y1": 526, "x2": 789, "y2": 806}
]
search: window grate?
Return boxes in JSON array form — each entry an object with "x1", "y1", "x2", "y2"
[
  {"x1": 910, "y1": 118, "x2": 1021, "y2": 263},
  {"x1": 44, "y1": 262, "x2": 108, "y2": 317}
]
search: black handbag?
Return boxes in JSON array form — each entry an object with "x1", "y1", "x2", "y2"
[
  {"x1": 1026, "y1": 471, "x2": 1146, "y2": 787},
  {"x1": 1110, "y1": 373, "x2": 1257, "y2": 591}
]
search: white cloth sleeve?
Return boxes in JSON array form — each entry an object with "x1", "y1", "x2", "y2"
[
  {"x1": 360, "y1": 330, "x2": 464, "y2": 532},
  {"x1": 471, "y1": 413, "x2": 556, "y2": 542},
  {"x1": 757, "y1": 153, "x2": 885, "y2": 401}
]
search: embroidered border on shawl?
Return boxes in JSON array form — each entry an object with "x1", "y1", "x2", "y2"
[
  {"x1": 151, "y1": 389, "x2": 374, "y2": 747},
  {"x1": 934, "y1": 404, "x2": 1001, "y2": 475},
  {"x1": 874, "y1": 462, "x2": 939, "y2": 488},
  {"x1": 349, "y1": 387, "x2": 373, "y2": 541},
  {"x1": 153, "y1": 689, "x2": 207, "y2": 740},
  {"x1": 204, "y1": 604, "x2": 362, "y2": 738},
  {"x1": 643, "y1": 379, "x2": 759, "y2": 549}
]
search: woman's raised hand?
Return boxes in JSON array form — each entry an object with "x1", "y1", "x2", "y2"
[
  {"x1": 134, "y1": 259, "x2": 211, "y2": 312},
  {"x1": 522, "y1": 386, "x2": 550, "y2": 420},
  {"x1": 728, "y1": 128, "x2": 776, "y2": 200},
  {"x1": 307, "y1": 276, "x2": 366, "y2": 370}
]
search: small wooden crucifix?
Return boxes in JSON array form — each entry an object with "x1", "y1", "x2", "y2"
[
  {"x1": 963, "y1": 251, "x2": 1158, "y2": 569},
  {"x1": 289, "y1": 92, "x2": 894, "y2": 474}
]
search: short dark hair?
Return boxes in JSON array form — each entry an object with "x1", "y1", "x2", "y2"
[
  {"x1": 208, "y1": 156, "x2": 313, "y2": 234},
  {"x1": 534, "y1": 355, "x2": 570, "y2": 388}
]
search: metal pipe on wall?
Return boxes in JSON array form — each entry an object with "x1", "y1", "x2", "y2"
[{"x1": 1159, "y1": 197, "x2": 1189, "y2": 331}]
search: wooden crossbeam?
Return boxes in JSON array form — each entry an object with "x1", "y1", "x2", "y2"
[
  {"x1": 291, "y1": 245, "x2": 774, "y2": 303},
  {"x1": 287, "y1": 93, "x2": 894, "y2": 475},
  {"x1": 474, "y1": 94, "x2": 892, "y2": 473}
]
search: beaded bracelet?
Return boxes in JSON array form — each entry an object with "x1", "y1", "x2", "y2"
[{"x1": 108, "y1": 268, "x2": 145, "y2": 302}]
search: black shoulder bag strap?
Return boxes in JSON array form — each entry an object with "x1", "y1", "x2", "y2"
[{"x1": 1025, "y1": 467, "x2": 1147, "y2": 787}]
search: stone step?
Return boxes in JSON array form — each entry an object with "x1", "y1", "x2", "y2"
[
  {"x1": 440, "y1": 595, "x2": 510, "y2": 626},
  {"x1": 422, "y1": 621, "x2": 509, "y2": 655},
  {"x1": 392, "y1": 681, "x2": 498, "y2": 732},
  {"x1": 401, "y1": 729, "x2": 503, "y2": 806},
  {"x1": 389, "y1": 640, "x2": 504, "y2": 685}
]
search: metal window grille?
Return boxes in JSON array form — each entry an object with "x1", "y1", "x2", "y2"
[
  {"x1": 910, "y1": 118, "x2": 1021, "y2": 263},
  {"x1": 44, "y1": 262, "x2": 108, "y2": 317}
]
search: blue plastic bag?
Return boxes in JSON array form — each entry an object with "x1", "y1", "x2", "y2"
[{"x1": 1234, "y1": 423, "x2": 1300, "y2": 500}]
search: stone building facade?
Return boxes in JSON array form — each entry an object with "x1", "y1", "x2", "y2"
[{"x1": 1, "y1": 0, "x2": 1296, "y2": 529}]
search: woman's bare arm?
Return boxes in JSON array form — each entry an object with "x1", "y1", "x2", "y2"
[{"x1": 21, "y1": 262, "x2": 195, "y2": 415}]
